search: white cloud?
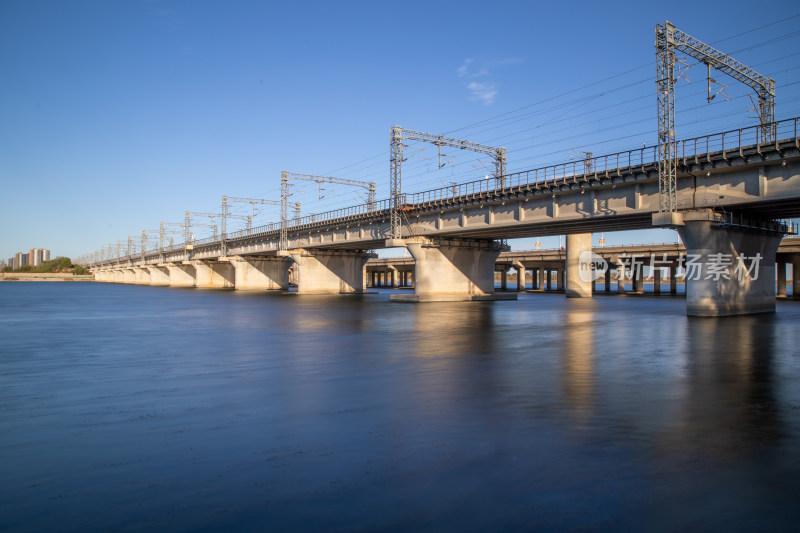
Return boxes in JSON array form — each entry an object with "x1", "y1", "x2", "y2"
[
  {"x1": 467, "y1": 81, "x2": 498, "y2": 105},
  {"x1": 457, "y1": 58, "x2": 473, "y2": 78},
  {"x1": 458, "y1": 58, "x2": 501, "y2": 105}
]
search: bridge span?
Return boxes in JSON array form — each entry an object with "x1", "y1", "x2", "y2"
[{"x1": 91, "y1": 119, "x2": 800, "y2": 316}]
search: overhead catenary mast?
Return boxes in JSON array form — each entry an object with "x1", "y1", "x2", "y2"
[
  {"x1": 221, "y1": 195, "x2": 301, "y2": 256},
  {"x1": 389, "y1": 126, "x2": 507, "y2": 238},
  {"x1": 184, "y1": 211, "x2": 228, "y2": 245},
  {"x1": 280, "y1": 172, "x2": 377, "y2": 250},
  {"x1": 655, "y1": 20, "x2": 776, "y2": 213}
]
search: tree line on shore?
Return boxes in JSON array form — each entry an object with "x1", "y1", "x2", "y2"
[{"x1": 3, "y1": 257, "x2": 90, "y2": 275}]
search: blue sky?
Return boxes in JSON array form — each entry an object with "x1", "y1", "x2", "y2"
[{"x1": 2, "y1": 0, "x2": 799, "y2": 262}]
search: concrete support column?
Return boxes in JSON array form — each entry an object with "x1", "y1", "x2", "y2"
[
  {"x1": 633, "y1": 264, "x2": 644, "y2": 294},
  {"x1": 546, "y1": 269, "x2": 552, "y2": 291},
  {"x1": 388, "y1": 237, "x2": 515, "y2": 302},
  {"x1": 228, "y1": 256, "x2": 289, "y2": 291},
  {"x1": 677, "y1": 209, "x2": 782, "y2": 316},
  {"x1": 133, "y1": 267, "x2": 149, "y2": 285},
  {"x1": 164, "y1": 263, "x2": 196, "y2": 287},
  {"x1": 513, "y1": 262, "x2": 526, "y2": 291},
  {"x1": 287, "y1": 249, "x2": 369, "y2": 294},
  {"x1": 776, "y1": 261, "x2": 786, "y2": 297},
  {"x1": 793, "y1": 257, "x2": 800, "y2": 299},
  {"x1": 670, "y1": 264, "x2": 678, "y2": 295},
  {"x1": 389, "y1": 267, "x2": 398, "y2": 288},
  {"x1": 500, "y1": 268, "x2": 508, "y2": 290},
  {"x1": 146, "y1": 266, "x2": 170, "y2": 286},
  {"x1": 193, "y1": 261, "x2": 235, "y2": 289},
  {"x1": 654, "y1": 267, "x2": 662, "y2": 294},
  {"x1": 537, "y1": 268, "x2": 545, "y2": 291},
  {"x1": 557, "y1": 266, "x2": 565, "y2": 291},
  {"x1": 604, "y1": 268, "x2": 611, "y2": 293},
  {"x1": 566, "y1": 233, "x2": 592, "y2": 298},
  {"x1": 616, "y1": 263, "x2": 626, "y2": 293}
]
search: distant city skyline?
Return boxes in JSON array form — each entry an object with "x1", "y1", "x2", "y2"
[{"x1": 7, "y1": 248, "x2": 51, "y2": 270}]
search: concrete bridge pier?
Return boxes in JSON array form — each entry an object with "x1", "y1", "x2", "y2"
[
  {"x1": 676, "y1": 210, "x2": 782, "y2": 316},
  {"x1": 164, "y1": 263, "x2": 195, "y2": 287},
  {"x1": 285, "y1": 249, "x2": 369, "y2": 294},
  {"x1": 776, "y1": 262, "x2": 787, "y2": 297},
  {"x1": 615, "y1": 261, "x2": 626, "y2": 293},
  {"x1": 513, "y1": 261, "x2": 526, "y2": 291},
  {"x1": 632, "y1": 264, "x2": 644, "y2": 294},
  {"x1": 794, "y1": 258, "x2": 800, "y2": 299},
  {"x1": 400, "y1": 269, "x2": 414, "y2": 288},
  {"x1": 132, "y1": 267, "x2": 149, "y2": 285},
  {"x1": 192, "y1": 261, "x2": 235, "y2": 289},
  {"x1": 122, "y1": 268, "x2": 136, "y2": 284},
  {"x1": 146, "y1": 266, "x2": 170, "y2": 286},
  {"x1": 226, "y1": 256, "x2": 289, "y2": 291},
  {"x1": 566, "y1": 233, "x2": 592, "y2": 298},
  {"x1": 388, "y1": 237, "x2": 516, "y2": 302},
  {"x1": 670, "y1": 265, "x2": 678, "y2": 295}
]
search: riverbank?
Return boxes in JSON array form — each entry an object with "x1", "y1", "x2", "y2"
[{"x1": 0, "y1": 272, "x2": 94, "y2": 281}]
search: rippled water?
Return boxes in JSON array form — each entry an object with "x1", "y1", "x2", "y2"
[{"x1": 1, "y1": 282, "x2": 799, "y2": 531}]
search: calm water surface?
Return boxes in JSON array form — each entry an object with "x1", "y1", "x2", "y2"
[{"x1": 1, "y1": 282, "x2": 799, "y2": 532}]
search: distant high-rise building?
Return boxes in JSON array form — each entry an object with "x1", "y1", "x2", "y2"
[
  {"x1": 15, "y1": 252, "x2": 29, "y2": 268},
  {"x1": 42, "y1": 249, "x2": 50, "y2": 262},
  {"x1": 29, "y1": 248, "x2": 42, "y2": 266}
]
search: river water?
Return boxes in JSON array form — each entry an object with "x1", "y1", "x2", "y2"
[{"x1": 1, "y1": 282, "x2": 799, "y2": 532}]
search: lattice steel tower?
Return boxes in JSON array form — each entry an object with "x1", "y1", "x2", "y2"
[{"x1": 655, "y1": 20, "x2": 775, "y2": 212}]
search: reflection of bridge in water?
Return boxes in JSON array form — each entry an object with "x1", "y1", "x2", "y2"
[{"x1": 91, "y1": 119, "x2": 800, "y2": 316}]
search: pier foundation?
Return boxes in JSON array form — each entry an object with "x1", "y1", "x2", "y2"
[
  {"x1": 226, "y1": 256, "x2": 289, "y2": 291},
  {"x1": 164, "y1": 263, "x2": 196, "y2": 287},
  {"x1": 566, "y1": 233, "x2": 592, "y2": 298},
  {"x1": 387, "y1": 237, "x2": 516, "y2": 302},
  {"x1": 146, "y1": 266, "x2": 170, "y2": 286},
  {"x1": 192, "y1": 261, "x2": 235, "y2": 289},
  {"x1": 677, "y1": 209, "x2": 782, "y2": 316},
  {"x1": 285, "y1": 249, "x2": 369, "y2": 294}
]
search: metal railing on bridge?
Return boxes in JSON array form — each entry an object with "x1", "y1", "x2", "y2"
[{"x1": 406, "y1": 117, "x2": 800, "y2": 209}]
